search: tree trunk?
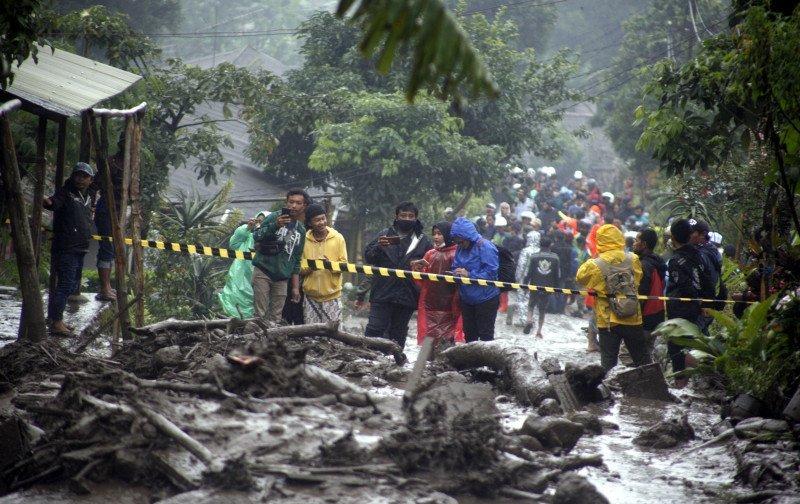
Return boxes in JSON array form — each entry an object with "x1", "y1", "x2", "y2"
[
  {"x1": 0, "y1": 112, "x2": 46, "y2": 342},
  {"x1": 127, "y1": 117, "x2": 145, "y2": 327},
  {"x1": 441, "y1": 342, "x2": 555, "y2": 406}
]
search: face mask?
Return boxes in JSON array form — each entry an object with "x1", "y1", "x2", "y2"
[{"x1": 394, "y1": 219, "x2": 414, "y2": 233}]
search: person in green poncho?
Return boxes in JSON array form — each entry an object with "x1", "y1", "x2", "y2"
[{"x1": 218, "y1": 210, "x2": 268, "y2": 318}]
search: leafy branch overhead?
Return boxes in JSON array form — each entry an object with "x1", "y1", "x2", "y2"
[{"x1": 336, "y1": 0, "x2": 499, "y2": 102}]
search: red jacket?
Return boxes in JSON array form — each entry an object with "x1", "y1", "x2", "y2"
[{"x1": 416, "y1": 244, "x2": 464, "y2": 344}]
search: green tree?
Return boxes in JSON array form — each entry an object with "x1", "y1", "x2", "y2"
[
  {"x1": 0, "y1": 0, "x2": 50, "y2": 89},
  {"x1": 307, "y1": 91, "x2": 502, "y2": 227}
]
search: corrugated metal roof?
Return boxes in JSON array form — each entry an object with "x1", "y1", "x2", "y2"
[{"x1": 4, "y1": 45, "x2": 141, "y2": 117}]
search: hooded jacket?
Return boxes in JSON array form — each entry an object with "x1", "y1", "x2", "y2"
[
  {"x1": 46, "y1": 178, "x2": 95, "y2": 254},
  {"x1": 301, "y1": 226, "x2": 348, "y2": 301},
  {"x1": 252, "y1": 211, "x2": 305, "y2": 281},
  {"x1": 665, "y1": 244, "x2": 714, "y2": 324},
  {"x1": 451, "y1": 217, "x2": 500, "y2": 305},
  {"x1": 218, "y1": 210, "x2": 268, "y2": 318},
  {"x1": 637, "y1": 249, "x2": 667, "y2": 330},
  {"x1": 575, "y1": 224, "x2": 643, "y2": 328},
  {"x1": 364, "y1": 219, "x2": 432, "y2": 307},
  {"x1": 516, "y1": 231, "x2": 541, "y2": 284}
]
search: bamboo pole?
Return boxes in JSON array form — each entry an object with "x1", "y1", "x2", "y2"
[
  {"x1": 89, "y1": 114, "x2": 130, "y2": 340},
  {"x1": 128, "y1": 116, "x2": 145, "y2": 326},
  {"x1": 31, "y1": 116, "x2": 48, "y2": 264},
  {"x1": 0, "y1": 101, "x2": 46, "y2": 342}
]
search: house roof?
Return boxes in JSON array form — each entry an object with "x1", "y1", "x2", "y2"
[
  {"x1": 1, "y1": 45, "x2": 142, "y2": 118},
  {"x1": 184, "y1": 45, "x2": 289, "y2": 76}
]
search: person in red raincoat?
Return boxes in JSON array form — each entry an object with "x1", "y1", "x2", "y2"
[{"x1": 412, "y1": 221, "x2": 464, "y2": 351}]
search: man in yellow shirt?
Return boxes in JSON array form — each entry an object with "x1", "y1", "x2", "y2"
[{"x1": 301, "y1": 204, "x2": 348, "y2": 323}]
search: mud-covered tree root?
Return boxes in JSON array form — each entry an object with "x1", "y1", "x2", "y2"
[{"x1": 440, "y1": 342, "x2": 556, "y2": 406}]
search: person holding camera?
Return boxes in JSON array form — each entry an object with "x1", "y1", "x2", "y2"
[
  {"x1": 363, "y1": 201, "x2": 432, "y2": 349},
  {"x1": 218, "y1": 210, "x2": 268, "y2": 318},
  {"x1": 251, "y1": 189, "x2": 310, "y2": 323}
]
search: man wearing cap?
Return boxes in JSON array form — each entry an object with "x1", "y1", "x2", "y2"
[
  {"x1": 690, "y1": 219, "x2": 725, "y2": 328},
  {"x1": 43, "y1": 163, "x2": 96, "y2": 336},
  {"x1": 665, "y1": 219, "x2": 715, "y2": 387}
]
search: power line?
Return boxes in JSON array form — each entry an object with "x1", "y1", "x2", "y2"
[{"x1": 464, "y1": 0, "x2": 571, "y2": 15}]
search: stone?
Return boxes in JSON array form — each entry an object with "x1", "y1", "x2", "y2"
[
  {"x1": 0, "y1": 414, "x2": 29, "y2": 471},
  {"x1": 734, "y1": 417, "x2": 791, "y2": 442},
  {"x1": 730, "y1": 393, "x2": 767, "y2": 420},
  {"x1": 516, "y1": 434, "x2": 545, "y2": 452},
  {"x1": 552, "y1": 473, "x2": 610, "y2": 504},
  {"x1": 537, "y1": 398, "x2": 564, "y2": 416},
  {"x1": 384, "y1": 367, "x2": 410, "y2": 382},
  {"x1": 633, "y1": 414, "x2": 695, "y2": 448},
  {"x1": 568, "y1": 411, "x2": 603, "y2": 435},
  {"x1": 519, "y1": 415, "x2": 585, "y2": 452},
  {"x1": 783, "y1": 385, "x2": 800, "y2": 421},
  {"x1": 565, "y1": 362, "x2": 607, "y2": 403},
  {"x1": 154, "y1": 345, "x2": 182, "y2": 368},
  {"x1": 608, "y1": 363, "x2": 678, "y2": 403}
]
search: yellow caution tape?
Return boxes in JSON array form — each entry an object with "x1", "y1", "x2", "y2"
[{"x1": 86, "y1": 234, "x2": 752, "y2": 305}]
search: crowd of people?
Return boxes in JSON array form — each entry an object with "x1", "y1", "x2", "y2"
[{"x1": 42, "y1": 160, "x2": 727, "y2": 381}]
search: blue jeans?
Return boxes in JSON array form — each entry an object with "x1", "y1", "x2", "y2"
[{"x1": 48, "y1": 251, "x2": 85, "y2": 322}]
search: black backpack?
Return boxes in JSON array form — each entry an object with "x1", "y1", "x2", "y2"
[{"x1": 496, "y1": 245, "x2": 517, "y2": 291}]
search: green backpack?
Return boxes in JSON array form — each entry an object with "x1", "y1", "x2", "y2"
[{"x1": 594, "y1": 253, "x2": 639, "y2": 318}]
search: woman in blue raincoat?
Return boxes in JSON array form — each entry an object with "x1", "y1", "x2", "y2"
[{"x1": 218, "y1": 210, "x2": 268, "y2": 318}]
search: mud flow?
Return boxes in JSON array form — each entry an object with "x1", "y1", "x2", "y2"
[{"x1": 1, "y1": 292, "x2": 797, "y2": 503}]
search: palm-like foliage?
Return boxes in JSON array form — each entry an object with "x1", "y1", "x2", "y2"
[
  {"x1": 649, "y1": 188, "x2": 716, "y2": 225},
  {"x1": 156, "y1": 182, "x2": 232, "y2": 241}
]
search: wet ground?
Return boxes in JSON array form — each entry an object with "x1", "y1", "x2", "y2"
[
  {"x1": 0, "y1": 286, "x2": 111, "y2": 347},
  {"x1": 343, "y1": 307, "x2": 740, "y2": 503}
]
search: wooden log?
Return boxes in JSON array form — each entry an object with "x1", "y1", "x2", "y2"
[
  {"x1": 131, "y1": 317, "x2": 254, "y2": 335},
  {"x1": 31, "y1": 116, "x2": 47, "y2": 264},
  {"x1": 89, "y1": 114, "x2": 129, "y2": 340},
  {"x1": 302, "y1": 364, "x2": 378, "y2": 409},
  {"x1": 128, "y1": 116, "x2": 145, "y2": 327},
  {"x1": 440, "y1": 342, "x2": 555, "y2": 406},
  {"x1": 0, "y1": 114, "x2": 46, "y2": 342},
  {"x1": 133, "y1": 400, "x2": 224, "y2": 472}
]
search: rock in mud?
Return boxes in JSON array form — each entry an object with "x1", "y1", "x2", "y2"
[
  {"x1": 516, "y1": 434, "x2": 545, "y2": 452},
  {"x1": 538, "y1": 398, "x2": 564, "y2": 416},
  {"x1": 412, "y1": 381, "x2": 497, "y2": 422},
  {"x1": 568, "y1": 411, "x2": 603, "y2": 435},
  {"x1": 734, "y1": 417, "x2": 792, "y2": 442},
  {"x1": 607, "y1": 362, "x2": 678, "y2": 403},
  {"x1": 552, "y1": 473, "x2": 610, "y2": 504},
  {"x1": 519, "y1": 415, "x2": 584, "y2": 452},
  {"x1": 633, "y1": 413, "x2": 695, "y2": 448},
  {"x1": 154, "y1": 345, "x2": 182, "y2": 368},
  {"x1": 730, "y1": 393, "x2": 768, "y2": 420},
  {"x1": 564, "y1": 362, "x2": 607, "y2": 403}
]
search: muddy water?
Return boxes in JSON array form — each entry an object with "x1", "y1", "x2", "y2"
[{"x1": 343, "y1": 309, "x2": 739, "y2": 503}]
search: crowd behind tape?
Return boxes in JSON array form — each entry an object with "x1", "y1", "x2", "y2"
[{"x1": 89, "y1": 234, "x2": 752, "y2": 305}]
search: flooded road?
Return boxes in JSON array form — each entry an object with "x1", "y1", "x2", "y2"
[{"x1": 344, "y1": 307, "x2": 739, "y2": 503}]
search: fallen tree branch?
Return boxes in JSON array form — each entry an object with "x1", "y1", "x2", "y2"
[
  {"x1": 441, "y1": 342, "x2": 555, "y2": 406},
  {"x1": 132, "y1": 400, "x2": 224, "y2": 472},
  {"x1": 130, "y1": 317, "x2": 254, "y2": 335}
]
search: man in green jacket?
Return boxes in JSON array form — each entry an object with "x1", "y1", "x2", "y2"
[{"x1": 252, "y1": 189, "x2": 309, "y2": 322}]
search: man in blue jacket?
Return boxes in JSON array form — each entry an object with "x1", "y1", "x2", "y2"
[{"x1": 451, "y1": 217, "x2": 500, "y2": 342}]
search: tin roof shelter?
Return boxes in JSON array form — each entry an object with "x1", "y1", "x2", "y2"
[{"x1": 1, "y1": 45, "x2": 146, "y2": 341}]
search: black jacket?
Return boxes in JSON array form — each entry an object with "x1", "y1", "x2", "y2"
[
  {"x1": 363, "y1": 221, "x2": 433, "y2": 308},
  {"x1": 45, "y1": 179, "x2": 94, "y2": 254},
  {"x1": 696, "y1": 242, "x2": 722, "y2": 293},
  {"x1": 638, "y1": 250, "x2": 667, "y2": 330},
  {"x1": 665, "y1": 245, "x2": 714, "y2": 324}
]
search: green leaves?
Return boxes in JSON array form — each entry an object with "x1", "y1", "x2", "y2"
[{"x1": 336, "y1": 0, "x2": 498, "y2": 102}]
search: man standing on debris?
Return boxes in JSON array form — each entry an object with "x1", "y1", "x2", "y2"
[
  {"x1": 364, "y1": 202, "x2": 432, "y2": 349},
  {"x1": 664, "y1": 219, "x2": 715, "y2": 387},
  {"x1": 300, "y1": 204, "x2": 348, "y2": 323},
  {"x1": 575, "y1": 224, "x2": 652, "y2": 371},
  {"x1": 451, "y1": 216, "x2": 501, "y2": 342},
  {"x1": 43, "y1": 162, "x2": 95, "y2": 336},
  {"x1": 251, "y1": 189, "x2": 309, "y2": 323}
]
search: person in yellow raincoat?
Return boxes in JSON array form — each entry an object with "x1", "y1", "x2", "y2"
[
  {"x1": 575, "y1": 224, "x2": 652, "y2": 371},
  {"x1": 218, "y1": 210, "x2": 268, "y2": 318}
]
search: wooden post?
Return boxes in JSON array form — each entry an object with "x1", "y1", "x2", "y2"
[
  {"x1": 79, "y1": 112, "x2": 91, "y2": 162},
  {"x1": 49, "y1": 118, "x2": 67, "y2": 296},
  {"x1": 0, "y1": 101, "x2": 46, "y2": 342},
  {"x1": 31, "y1": 116, "x2": 47, "y2": 264},
  {"x1": 128, "y1": 116, "x2": 145, "y2": 326},
  {"x1": 89, "y1": 113, "x2": 130, "y2": 340}
]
